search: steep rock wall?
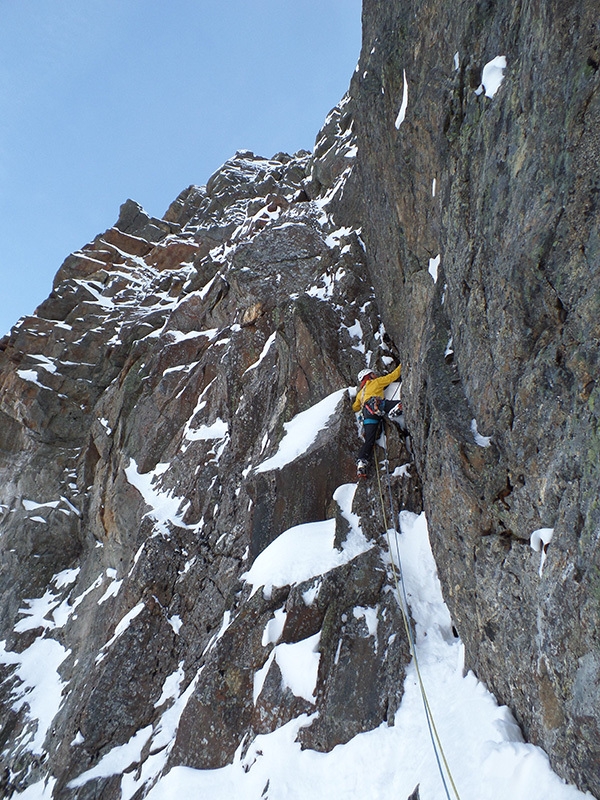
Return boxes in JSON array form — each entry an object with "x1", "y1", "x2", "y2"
[
  {"x1": 0, "y1": 1, "x2": 598, "y2": 797},
  {"x1": 0, "y1": 117, "x2": 418, "y2": 798},
  {"x1": 347, "y1": 0, "x2": 600, "y2": 794}
]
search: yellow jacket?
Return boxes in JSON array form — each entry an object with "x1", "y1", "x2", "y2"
[{"x1": 352, "y1": 365, "x2": 401, "y2": 412}]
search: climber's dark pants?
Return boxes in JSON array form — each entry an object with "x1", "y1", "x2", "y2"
[
  {"x1": 357, "y1": 400, "x2": 400, "y2": 462},
  {"x1": 357, "y1": 420, "x2": 381, "y2": 462}
]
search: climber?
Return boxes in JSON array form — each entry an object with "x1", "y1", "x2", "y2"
[{"x1": 352, "y1": 365, "x2": 402, "y2": 478}]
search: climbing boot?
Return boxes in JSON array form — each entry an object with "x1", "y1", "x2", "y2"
[{"x1": 356, "y1": 460, "x2": 368, "y2": 479}]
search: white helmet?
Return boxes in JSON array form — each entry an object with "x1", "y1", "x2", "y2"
[{"x1": 358, "y1": 368, "x2": 375, "y2": 383}]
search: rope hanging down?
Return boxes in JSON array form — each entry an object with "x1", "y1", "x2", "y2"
[{"x1": 374, "y1": 426, "x2": 462, "y2": 800}]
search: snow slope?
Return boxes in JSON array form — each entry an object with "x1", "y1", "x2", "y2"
[{"x1": 138, "y1": 511, "x2": 588, "y2": 800}]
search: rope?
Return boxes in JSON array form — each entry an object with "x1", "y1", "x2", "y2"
[{"x1": 374, "y1": 425, "x2": 462, "y2": 800}]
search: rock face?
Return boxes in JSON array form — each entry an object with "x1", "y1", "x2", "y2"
[
  {"x1": 0, "y1": 1, "x2": 599, "y2": 798},
  {"x1": 346, "y1": 0, "x2": 600, "y2": 795},
  {"x1": 0, "y1": 132, "x2": 417, "y2": 798}
]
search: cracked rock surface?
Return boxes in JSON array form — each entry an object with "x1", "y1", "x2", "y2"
[
  {"x1": 347, "y1": 0, "x2": 600, "y2": 794},
  {"x1": 0, "y1": 121, "x2": 416, "y2": 798},
  {"x1": 1, "y1": 1, "x2": 599, "y2": 797}
]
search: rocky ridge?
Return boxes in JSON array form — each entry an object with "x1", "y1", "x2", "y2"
[
  {"x1": 0, "y1": 0, "x2": 599, "y2": 798},
  {"x1": 0, "y1": 102, "x2": 419, "y2": 799}
]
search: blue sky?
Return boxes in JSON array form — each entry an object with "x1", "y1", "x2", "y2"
[{"x1": 0, "y1": 0, "x2": 362, "y2": 336}]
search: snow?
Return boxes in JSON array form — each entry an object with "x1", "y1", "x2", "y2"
[
  {"x1": 13, "y1": 566, "x2": 83, "y2": 632},
  {"x1": 198, "y1": 274, "x2": 219, "y2": 300},
  {"x1": 29, "y1": 354, "x2": 57, "y2": 373},
  {"x1": 168, "y1": 614, "x2": 183, "y2": 634},
  {"x1": 243, "y1": 331, "x2": 277, "y2": 374},
  {"x1": 179, "y1": 380, "x2": 229, "y2": 458},
  {"x1": 325, "y1": 226, "x2": 354, "y2": 248},
  {"x1": 98, "y1": 571, "x2": 123, "y2": 605},
  {"x1": 119, "y1": 667, "x2": 204, "y2": 800},
  {"x1": 0, "y1": 637, "x2": 70, "y2": 754},
  {"x1": 22, "y1": 498, "x2": 59, "y2": 511},
  {"x1": 17, "y1": 368, "x2": 46, "y2": 387},
  {"x1": 256, "y1": 388, "x2": 349, "y2": 473},
  {"x1": 315, "y1": 163, "x2": 354, "y2": 210},
  {"x1": 162, "y1": 361, "x2": 199, "y2": 377},
  {"x1": 144, "y1": 511, "x2": 588, "y2": 800},
  {"x1": 392, "y1": 463, "x2": 411, "y2": 478},
  {"x1": 344, "y1": 318, "x2": 367, "y2": 355},
  {"x1": 165, "y1": 328, "x2": 219, "y2": 345},
  {"x1": 73, "y1": 278, "x2": 116, "y2": 309},
  {"x1": 70, "y1": 573, "x2": 104, "y2": 610},
  {"x1": 254, "y1": 651, "x2": 273, "y2": 703},
  {"x1": 353, "y1": 605, "x2": 379, "y2": 644},
  {"x1": 68, "y1": 726, "x2": 154, "y2": 788},
  {"x1": 476, "y1": 55, "x2": 507, "y2": 98},
  {"x1": 202, "y1": 611, "x2": 234, "y2": 657},
  {"x1": 270, "y1": 633, "x2": 321, "y2": 703},
  {"x1": 15, "y1": 589, "x2": 66, "y2": 632},
  {"x1": 530, "y1": 528, "x2": 554, "y2": 576},
  {"x1": 113, "y1": 602, "x2": 145, "y2": 638},
  {"x1": 302, "y1": 579, "x2": 322, "y2": 606},
  {"x1": 345, "y1": 318, "x2": 364, "y2": 346},
  {"x1": 11, "y1": 778, "x2": 57, "y2": 799},
  {"x1": 471, "y1": 418, "x2": 492, "y2": 447},
  {"x1": 155, "y1": 663, "x2": 185, "y2": 709},
  {"x1": 61, "y1": 494, "x2": 81, "y2": 517},
  {"x1": 125, "y1": 458, "x2": 191, "y2": 536},
  {"x1": 395, "y1": 69, "x2": 409, "y2": 128},
  {"x1": 306, "y1": 272, "x2": 338, "y2": 300},
  {"x1": 53, "y1": 567, "x2": 80, "y2": 588},
  {"x1": 242, "y1": 485, "x2": 372, "y2": 600},
  {"x1": 96, "y1": 601, "x2": 145, "y2": 663},
  {"x1": 333, "y1": 482, "x2": 362, "y2": 538},
  {"x1": 185, "y1": 418, "x2": 228, "y2": 441},
  {"x1": 262, "y1": 607, "x2": 287, "y2": 646},
  {"x1": 429, "y1": 253, "x2": 441, "y2": 283}
]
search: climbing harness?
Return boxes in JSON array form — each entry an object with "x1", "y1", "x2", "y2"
[
  {"x1": 364, "y1": 395, "x2": 386, "y2": 417},
  {"x1": 374, "y1": 422, "x2": 462, "y2": 800}
]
